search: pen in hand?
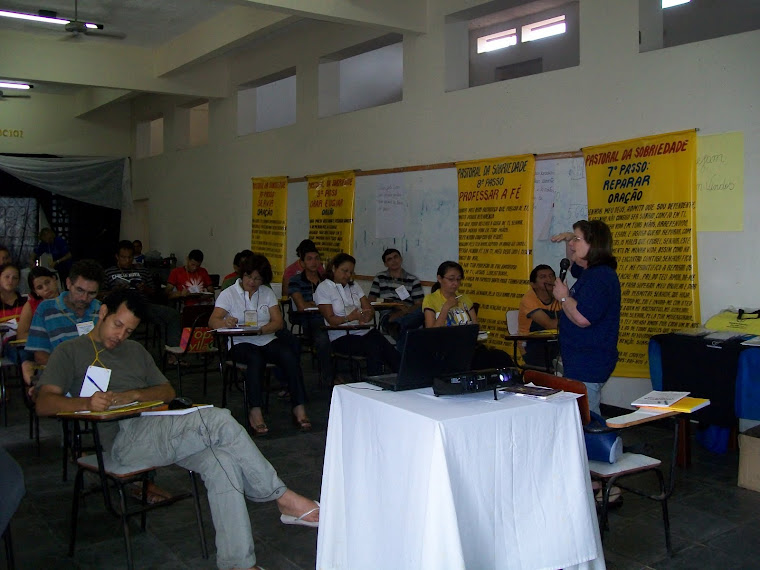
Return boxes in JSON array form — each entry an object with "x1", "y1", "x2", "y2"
[{"x1": 87, "y1": 375, "x2": 105, "y2": 393}]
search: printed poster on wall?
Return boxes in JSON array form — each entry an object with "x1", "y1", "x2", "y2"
[
  {"x1": 251, "y1": 176, "x2": 288, "y2": 283},
  {"x1": 307, "y1": 171, "x2": 355, "y2": 264},
  {"x1": 456, "y1": 155, "x2": 535, "y2": 349},
  {"x1": 583, "y1": 129, "x2": 699, "y2": 378}
]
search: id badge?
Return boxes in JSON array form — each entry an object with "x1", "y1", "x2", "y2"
[
  {"x1": 244, "y1": 310, "x2": 258, "y2": 327},
  {"x1": 76, "y1": 321, "x2": 95, "y2": 336},
  {"x1": 395, "y1": 285, "x2": 410, "y2": 301},
  {"x1": 80, "y1": 365, "x2": 112, "y2": 398}
]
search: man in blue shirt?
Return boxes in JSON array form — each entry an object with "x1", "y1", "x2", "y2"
[{"x1": 27, "y1": 259, "x2": 103, "y2": 366}]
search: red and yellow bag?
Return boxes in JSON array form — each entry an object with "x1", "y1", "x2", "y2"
[{"x1": 179, "y1": 327, "x2": 215, "y2": 352}]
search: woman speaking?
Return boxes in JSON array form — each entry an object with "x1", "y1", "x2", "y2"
[{"x1": 551, "y1": 220, "x2": 621, "y2": 415}]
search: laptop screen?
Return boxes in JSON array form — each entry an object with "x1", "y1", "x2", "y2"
[{"x1": 394, "y1": 324, "x2": 480, "y2": 389}]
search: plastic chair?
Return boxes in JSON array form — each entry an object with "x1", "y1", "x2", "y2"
[{"x1": 524, "y1": 369, "x2": 678, "y2": 556}]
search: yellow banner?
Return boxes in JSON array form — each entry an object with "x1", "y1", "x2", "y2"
[
  {"x1": 307, "y1": 171, "x2": 356, "y2": 264},
  {"x1": 456, "y1": 155, "x2": 535, "y2": 349},
  {"x1": 584, "y1": 129, "x2": 699, "y2": 378},
  {"x1": 251, "y1": 176, "x2": 288, "y2": 283}
]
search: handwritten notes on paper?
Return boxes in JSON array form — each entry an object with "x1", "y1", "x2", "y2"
[
  {"x1": 697, "y1": 132, "x2": 744, "y2": 232},
  {"x1": 376, "y1": 173, "x2": 405, "y2": 238}
]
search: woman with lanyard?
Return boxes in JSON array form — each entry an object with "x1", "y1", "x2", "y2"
[
  {"x1": 551, "y1": 220, "x2": 621, "y2": 415},
  {"x1": 423, "y1": 261, "x2": 514, "y2": 370},
  {"x1": 210, "y1": 254, "x2": 310, "y2": 436},
  {"x1": 315, "y1": 253, "x2": 400, "y2": 380}
]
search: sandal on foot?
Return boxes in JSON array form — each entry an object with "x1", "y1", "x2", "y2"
[
  {"x1": 252, "y1": 423, "x2": 269, "y2": 436},
  {"x1": 280, "y1": 501, "x2": 319, "y2": 528},
  {"x1": 294, "y1": 417, "x2": 312, "y2": 432}
]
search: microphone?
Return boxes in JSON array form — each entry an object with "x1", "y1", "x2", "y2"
[{"x1": 559, "y1": 258, "x2": 570, "y2": 282}]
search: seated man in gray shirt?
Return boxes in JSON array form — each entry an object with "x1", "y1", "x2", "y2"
[
  {"x1": 368, "y1": 249, "x2": 424, "y2": 349},
  {"x1": 35, "y1": 289, "x2": 319, "y2": 570}
]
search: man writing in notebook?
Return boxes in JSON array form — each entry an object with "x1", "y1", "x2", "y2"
[{"x1": 35, "y1": 289, "x2": 319, "y2": 570}]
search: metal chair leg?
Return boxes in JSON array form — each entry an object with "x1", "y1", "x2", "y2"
[
  {"x1": 69, "y1": 467, "x2": 85, "y2": 556},
  {"x1": 116, "y1": 484, "x2": 134, "y2": 570},
  {"x1": 189, "y1": 471, "x2": 209, "y2": 559}
]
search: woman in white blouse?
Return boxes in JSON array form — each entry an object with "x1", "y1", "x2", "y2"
[
  {"x1": 315, "y1": 253, "x2": 400, "y2": 378},
  {"x1": 210, "y1": 255, "x2": 310, "y2": 436}
]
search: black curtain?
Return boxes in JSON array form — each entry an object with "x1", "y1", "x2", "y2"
[{"x1": 0, "y1": 161, "x2": 121, "y2": 270}]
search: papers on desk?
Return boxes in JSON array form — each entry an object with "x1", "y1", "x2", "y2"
[
  {"x1": 477, "y1": 331, "x2": 489, "y2": 341},
  {"x1": 73, "y1": 400, "x2": 164, "y2": 415},
  {"x1": 141, "y1": 404, "x2": 213, "y2": 416},
  {"x1": 639, "y1": 397, "x2": 710, "y2": 413},
  {"x1": 213, "y1": 326, "x2": 261, "y2": 333},
  {"x1": 304, "y1": 307, "x2": 319, "y2": 311},
  {"x1": 741, "y1": 335, "x2": 760, "y2": 347},
  {"x1": 631, "y1": 390, "x2": 689, "y2": 408}
]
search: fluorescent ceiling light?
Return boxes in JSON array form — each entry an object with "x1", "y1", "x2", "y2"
[
  {"x1": 662, "y1": 0, "x2": 690, "y2": 8},
  {"x1": 0, "y1": 9, "x2": 99, "y2": 28},
  {"x1": 0, "y1": 9, "x2": 67, "y2": 25},
  {"x1": 0, "y1": 81, "x2": 32, "y2": 90}
]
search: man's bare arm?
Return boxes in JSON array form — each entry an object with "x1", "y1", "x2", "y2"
[
  {"x1": 34, "y1": 351, "x2": 50, "y2": 366},
  {"x1": 111, "y1": 383, "x2": 175, "y2": 407}
]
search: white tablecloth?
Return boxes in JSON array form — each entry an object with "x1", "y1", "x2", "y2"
[{"x1": 316, "y1": 384, "x2": 605, "y2": 570}]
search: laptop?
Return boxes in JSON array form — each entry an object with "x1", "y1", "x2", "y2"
[{"x1": 363, "y1": 324, "x2": 480, "y2": 391}]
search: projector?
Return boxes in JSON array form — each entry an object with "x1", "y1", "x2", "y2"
[{"x1": 433, "y1": 367, "x2": 522, "y2": 396}]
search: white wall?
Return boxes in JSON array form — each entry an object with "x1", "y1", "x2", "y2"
[{"x1": 127, "y1": 0, "x2": 759, "y2": 407}]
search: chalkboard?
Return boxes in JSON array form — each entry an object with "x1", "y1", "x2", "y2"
[{"x1": 284, "y1": 158, "x2": 588, "y2": 282}]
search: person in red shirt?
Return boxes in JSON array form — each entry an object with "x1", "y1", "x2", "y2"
[{"x1": 166, "y1": 249, "x2": 213, "y2": 306}]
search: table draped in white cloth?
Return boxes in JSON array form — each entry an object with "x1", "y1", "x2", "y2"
[{"x1": 316, "y1": 384, "x2": 605, "y2": 570}]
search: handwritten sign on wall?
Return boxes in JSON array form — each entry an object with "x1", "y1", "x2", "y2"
[{"x1": 697, "y1": 132, "x2": 744, "y2": 232}]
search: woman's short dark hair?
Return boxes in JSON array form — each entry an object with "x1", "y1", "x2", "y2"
[
  {"x1": 573, "y1": 219, "x2": 617, "y2": 270},
  {"x1": 238, "y1": 254, "x2": 273, "y2": 284},
  {"x1": 27, "y1": 266, "x2": 57, "y2": 300},
  {"x1": 431, "y1": 261, "x2": 464, "y2": 292},
  {"x1": 325, "y1": 253, "x2": 356, "y2": 282}
]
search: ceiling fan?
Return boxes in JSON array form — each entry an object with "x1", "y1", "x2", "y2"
[
  {"x1": 0, "y1": 90, "x2": 31, "y2": 100},
  {"x1": 61, "y1": 0, "x2": 126, "y2": 39}
]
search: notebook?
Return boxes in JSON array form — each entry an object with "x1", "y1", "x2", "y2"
[{"x1": 363, "y1": 324, "x2": 479, "y2": 391}]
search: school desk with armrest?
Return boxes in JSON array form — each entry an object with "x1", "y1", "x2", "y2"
[{"x1": 59, "y1": 405, "x2": 208, "y2": 570}]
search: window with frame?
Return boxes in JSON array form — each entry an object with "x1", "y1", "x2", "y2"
[
  {"x1": 445, "y1": 0, "x2": 579, "y2": 91},
  {"x1": 639, "y1": 0, "x2": 760, "y2": 52}
]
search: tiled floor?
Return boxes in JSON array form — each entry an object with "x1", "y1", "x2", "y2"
[{"x1": 2, "y1": 349, "x2": 760, "y2": 569}]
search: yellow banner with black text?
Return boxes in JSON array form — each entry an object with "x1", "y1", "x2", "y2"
[
  {"x1": 584, "y1": 129, "x2": 699, "y2": 378},
  {"x1": 456, "y1": 155, "x2": 535, "y2": 350},
  {"x1": 251, "y1": 176, "x2": 288, "y2": 283},
  {"x1": 307, "y1": 171, "x2": 355, "y2": 264}
]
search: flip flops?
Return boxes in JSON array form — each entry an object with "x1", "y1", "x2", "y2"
[{"x1": 280, "y1": 500, "x2": 320, "y2": 528}]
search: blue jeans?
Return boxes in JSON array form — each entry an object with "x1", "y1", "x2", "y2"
[
  {"x1": 585, "y1": 382, "x2": 605, "y2": 416},
  {"x1": 381, "y1": 306, "x2": 425, "y2": 350}
]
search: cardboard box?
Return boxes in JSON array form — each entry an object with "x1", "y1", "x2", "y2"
[{"x1": 738, "y1": 425, "x2": 760, "y2": 492}]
